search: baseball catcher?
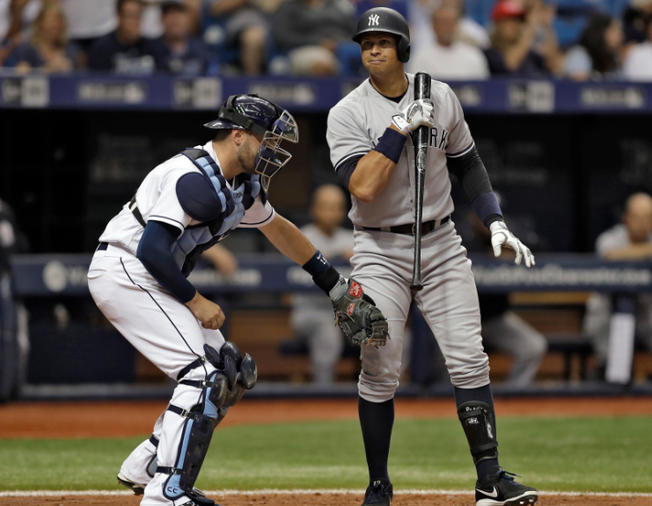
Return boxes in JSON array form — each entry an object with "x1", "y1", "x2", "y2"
[{"x1": 88, "y1": 93, "x2": 388, "y2": 506}]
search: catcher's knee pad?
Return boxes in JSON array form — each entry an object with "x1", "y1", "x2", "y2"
[
  {"x1": 203, "y1": 341, "x2": 257, "y2": 407},
  {"x1": 457, "y1": 401, "x2": 498, "y2": 464}
]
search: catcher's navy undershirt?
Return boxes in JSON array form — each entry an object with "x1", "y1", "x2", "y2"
[{"x1": 137, "y1": 220, "x2": 196, "y2": 303}]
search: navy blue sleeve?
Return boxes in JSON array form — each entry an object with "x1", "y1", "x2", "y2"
[
  {"x1": 176, "y1": 172, "x2": 229, "y2": 223},
  {"x1": 136, "y1": 220, "x2": 196, "y2": 303},
  {"x1": 447, "y1": 146, "x2": 503, "y2": 227},
  {"x1": 335, "y1": 154, "x2": 364, "y2": 186}
]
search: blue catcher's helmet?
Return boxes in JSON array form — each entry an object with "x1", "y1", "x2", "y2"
[{"x1": 204, "y1": 94, "x2": 299, "y2": 191}]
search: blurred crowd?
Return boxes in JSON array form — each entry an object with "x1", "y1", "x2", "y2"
[{"x1": 0, "y1": 0, "x2": 651, "y2": 79}]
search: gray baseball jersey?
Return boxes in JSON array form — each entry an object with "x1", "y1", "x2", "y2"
[
  {"x1": 326, "y1": 73, "x2": 488, "y2": 401},
  {"x1": 327, "y1": 73, "x2": 474, "y2": 227}
]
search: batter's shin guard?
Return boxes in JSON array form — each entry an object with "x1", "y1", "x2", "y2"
[{"x1": 457, "y1": 401, "x2": 498, "y2": 464}]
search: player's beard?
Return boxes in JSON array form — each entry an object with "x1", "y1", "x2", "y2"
[{"x1": 236, "y1": 136, "x2": 259, "y2": 175}]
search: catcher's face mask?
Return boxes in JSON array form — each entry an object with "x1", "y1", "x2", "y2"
[{"x1": 254, "y1": 110, "x2": 299, "y2": 192}]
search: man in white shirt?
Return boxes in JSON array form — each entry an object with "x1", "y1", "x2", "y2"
[
  {"x1": 623, "y1": 14, "x2": 652, "y2": 81},
  {"x1": 584, "y1": 193, "x2": 652, "y2": 380},
  {"x1": 409, "y1": 4, "x2": 489, "y2": 80}
]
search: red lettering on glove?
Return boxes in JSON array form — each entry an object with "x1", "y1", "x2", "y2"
[
  {"x1": 348, "y1": 281, "x2": 363, "y2": 298},
  {"x1": 347, "y1": 303, "x2": 355, "y2": 316}
]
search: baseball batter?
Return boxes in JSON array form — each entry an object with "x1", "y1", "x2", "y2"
[
  {"x1": 88, "y1": 94, "x2": 388, "y2": 506},
  {"x1": 327, "y1": 7, "x2": 537, "y2": 506}
]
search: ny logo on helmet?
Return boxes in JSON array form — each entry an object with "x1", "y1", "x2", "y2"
[{"x1": 368, "y1": 14, "x2": 380, "y2": 26}]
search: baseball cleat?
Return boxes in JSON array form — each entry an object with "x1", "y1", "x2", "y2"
[
  {"x1": 475, "y1": 468, "x2": 538, "y2": 505},
  {"x1": 361, "y1": 479, "x2": 393, "y2": 505},
  {"x1": 117, "y1": 473, "x2": 145, "y2": 495},
  {"x1": 117, "y1": 474, "x2": 217, "y2": 505}
]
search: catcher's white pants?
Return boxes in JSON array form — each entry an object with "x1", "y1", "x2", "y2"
[
  {"x1": 88, "y1": 247, "x2": 225, "y2": 505},
  {"x1": 351, "y1": 222, "x2": 489, "y2": 403}
]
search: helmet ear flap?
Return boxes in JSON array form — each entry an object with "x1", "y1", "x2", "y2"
[{"x1": 397, "y1": 36, "x2": 410, "y2": 62}]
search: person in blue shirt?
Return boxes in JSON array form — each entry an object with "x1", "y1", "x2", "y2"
[
  {"x1": 155, "y1": 0, "x2": 212, "y2": 75},
  {"x1": 88, "y1": 0, "x2": 163, "y2": 75}
]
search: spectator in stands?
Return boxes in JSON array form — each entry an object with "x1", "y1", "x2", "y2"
[
  {"x1": 583, "y1": 192, "x2": 652, "y2": 376},
  {"x1": 60, "y1": 0, "x2": 117, "y2": 65},
  {"x1": 8, "y1": 1, "x2": 80, "y2": 73},
  {"x1": 623, "y1": 13, "x2": 652, "y2": 80},
  {"x1": 1, "y1": 0, "x2": 44, "y2": 66},
  {"x1": 141, "y1": 0, "x2": 201, "y2": 39},
  {"x1": 155, "y1": 0, "x2": 210, "y2": 74},
  {"x1": 623, "y1": 0, "x2": 652, "y2": 43},
  {"x1": 206, "y1": 0, "x2": 272, "y2": 75},
  {"x1": 88, "y1": 0, "x2": 163, "y2": 74},
  {"x1": 409, "y1": 4, "x2": 489, "y2": 80},
  {"x1": 484, "y1": 0, "x2": 562, "y2": 76},
  {"x1": 564, "y1": 14, "x2": 623, "y2": 80},
  {"x1": 465, "y1": 210, "x2": 547, "y2": 387},
  {"x1": 290, "y1": 184, "x2": 353, "y2": 384},
  {"x1": 409, "y1": 0, "x2": 489, "y2": 52},
  {"x1": 272, "y1": 0, "x2": 356, "y2": 76}
]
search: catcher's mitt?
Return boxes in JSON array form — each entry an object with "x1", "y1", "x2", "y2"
[{"x1": 329, "y1": 278, "x2": 389, "y2": 347}]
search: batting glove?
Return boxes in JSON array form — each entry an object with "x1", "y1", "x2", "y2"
[
  {"x1": 392, "y1": 99, "x2": 435, "y2": 135},
  {"x1": 489, "y1": 221, "x2": 535, "y2": 268}
]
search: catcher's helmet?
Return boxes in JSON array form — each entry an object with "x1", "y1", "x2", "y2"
[
  {"x1": 353, "y1": 7, "x2": 410, "y2": 63},
  {"x1": 204, "y1": 94, "x2": 299, "y2": 191}
]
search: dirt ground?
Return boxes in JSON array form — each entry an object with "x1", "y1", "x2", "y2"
[
  {"x1": 2, "y1": 397, "x2": 652, "y2": 438},
  {"x1": 1, "y1": 396, "x2": 651, "y2": 505},
  {"x1": 0, "y1": 492, "x2": 649, "y2": 505}
]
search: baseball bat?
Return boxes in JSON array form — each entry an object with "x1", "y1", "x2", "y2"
[{"x1": 410, "y1": 72, "x2": 430, "y2": 291}]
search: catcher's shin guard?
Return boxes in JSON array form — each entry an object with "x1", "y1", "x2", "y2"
[
  {"x1": 457, "y1": 401, "x2": 498, "y2": 464},
  {"x1": 161, "y1": 369, "x2": 227, "y2": 501},
  {"x1": 161, "y1": 343, "x2": 257, "y2": 501}
]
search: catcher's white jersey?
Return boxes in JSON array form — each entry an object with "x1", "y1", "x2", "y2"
[
  {"x1": 326, "y1": 73, "x2": 474, "y2": 228},
  {"x1": 98, "y1": 139, "x2": 274, "y2": 257}
]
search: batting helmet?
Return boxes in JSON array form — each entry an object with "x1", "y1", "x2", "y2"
[
  {"x1": 204, "y1": 94, "x2": 299, "y2": 191},
  {"x1": 353, "y1": 7, "x2": 411, "y2": 63}
]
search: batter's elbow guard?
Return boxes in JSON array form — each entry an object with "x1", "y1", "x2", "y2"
[{"x1": 457, "y1": 401, "x2": 498, "y2": 464}]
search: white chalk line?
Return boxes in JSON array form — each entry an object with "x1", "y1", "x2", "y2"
[{"x1": 0, "y1": 489, "x2": 651, "y2": 498}]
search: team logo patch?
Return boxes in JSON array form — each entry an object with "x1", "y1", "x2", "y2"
[
  {"x1": 368, "y1": 14, "x2": 380, "y2": 26},
  {"x1": 347, "y1": 303, "x2": 356, "y2": 316},
  {"x1": 348, "y1": 281, "x2": 363, "y2": 298}
]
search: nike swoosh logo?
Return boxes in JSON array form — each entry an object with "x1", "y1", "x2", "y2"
[{"x1": 476, "y1": 486, "x2": 499, "y2": 498}]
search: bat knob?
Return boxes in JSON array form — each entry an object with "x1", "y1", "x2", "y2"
[{"x1": 410, "y1": 283, "x2": 424, "y2": 292}]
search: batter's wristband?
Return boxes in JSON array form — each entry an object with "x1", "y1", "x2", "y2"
[{"x1": 373, "y1": 127, "x2": 407, "y2": 163}]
